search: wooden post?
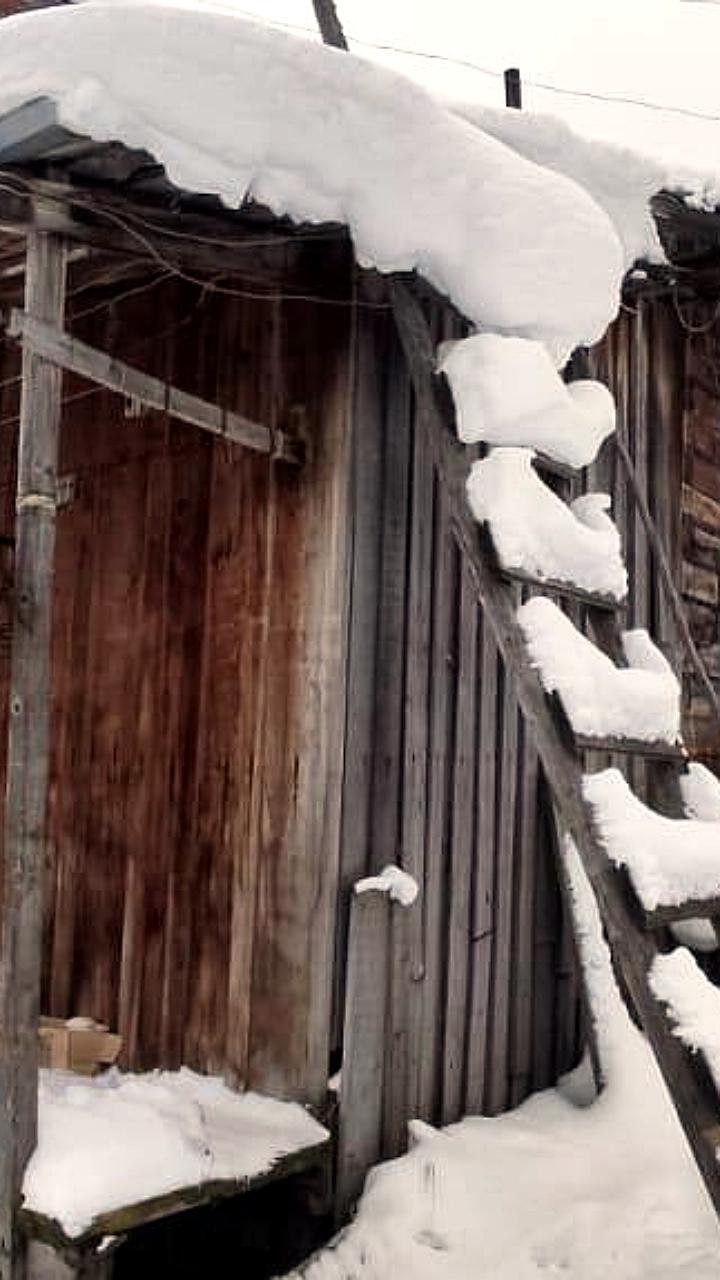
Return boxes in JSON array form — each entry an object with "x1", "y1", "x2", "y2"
[
  {"x1": 336, "y1": 891, "x2": 390, "y2": 1219},
  {"x1": 0, "y1": 229, "x2": 66, "y2": 1279},
  {"x1": 504, "y1": 68, "x2": 522, "y2": 110},
  {"x1": 311, "y1": 0, "x2": 348, "y2": 49}
]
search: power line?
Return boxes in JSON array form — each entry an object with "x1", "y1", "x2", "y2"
[{"x1": 231, "y1": 5, "x2": 720, "y2": 127}]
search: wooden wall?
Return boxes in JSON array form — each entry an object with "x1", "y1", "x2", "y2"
[
  {"x1": 592, "y1": 295, "x2": 719, "y2": 769},
  {"x1": 338, "y1": 290, "x2": 585, "y2": 1171},
  {"x1": 0, "y1": 238, "x2": 354, "y2": 1104}
]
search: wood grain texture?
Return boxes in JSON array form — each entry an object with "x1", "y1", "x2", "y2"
[{"x1": 0, "y1": 231, "x2": 66, "y2": 1280}]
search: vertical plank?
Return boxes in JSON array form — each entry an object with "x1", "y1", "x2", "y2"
[
  {"x1": 417, "y1": 483, "x2": 455, "y2": 1122},
  {"x1": 369, "y1": 339, "x2": 412, "y2": 878},
  {"x1": 508, "y1": 720, "x2": 539, "y2": 1108},
  {"x1": 440, "y1": 560, "x2": 477, "y2": 1124},
  {"x1": 464, "y1": 617, "x2": 499, "y2": 1114},
  {"x1": 531, "y1": 777, "x2": 561, "y2": 1092},
  {"x1": 384, "y1": 403, "x2": 434, "y2": 1153},
  {"x1": 0, "y1": 230, "x2": 66, "y2": 1280},
  {"x1": 334, "y1": 296, "x2": 385, "y2": 1051},
  {"x1": 248, "y1": 259, "x2": 354, "y2": 1104},
  {"x1": 485, "y1": 631, "x2": 520, "y2": 1116},
  {"x1": 336, "y1": 891, "x2": 390, "y2": 1218}
]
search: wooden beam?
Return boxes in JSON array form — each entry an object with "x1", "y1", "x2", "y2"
[
  {"x1": 0, "y1": 173, "x2": 348, "y2": 280},
  {"x1": 311, "y1": 0, "x2": 348, "y2": 50},
  {"x1": 0, "y1": 231, "x2": 67, "y2": 1280},
  {"x1": 336, "y1": 891, "x2": 390, "y2": 1219},
  {"x1": 8, "y1": 311, "x2": 302, "y2": 465}
]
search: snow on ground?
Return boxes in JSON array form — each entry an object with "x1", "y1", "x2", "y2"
[
  {"x1": 439, "y1": 334, "x2": 615, "y2": 456},
  {"x1": 467, "y1": 449, "x2": 627, "y2": 600},
  {"x1": 23, "y1": 1068, "x2": 327, "y2": 1238},
  {"x1": 0, "y1": 2, "x2": 622, "y2": 357},
  {"x1": 583, "y1": 768, "x2": 720, "y2": 911},
  {"x1": 288, "y1": 841, "x2": 720, "y2": 1280},
  {"x1": 651, "y1": 948, "x2": 720, "y2": 1092},
  {"x1": 518, "y1": 596, "x2": 681, "y2": 741}
]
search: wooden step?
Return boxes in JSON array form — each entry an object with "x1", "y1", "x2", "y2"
[
  {"x1": 479, "y1": 525, "x2": 625, "y2": 612},
  {"x1": 573, "y1": 733, "x2": 686, "y2": 762},
  {"x1": 547, "y1": 684, "x2": 686, "y2": 765}
]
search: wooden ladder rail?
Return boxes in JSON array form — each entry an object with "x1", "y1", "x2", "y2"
[{"x1": 388, "y1": 279, "x2": 720, "y2": 1216}]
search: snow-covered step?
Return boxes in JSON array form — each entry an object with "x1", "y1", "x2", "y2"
[
  {"x1": 670, "y1": 764, "x2": 720, "y2": 954},
  {"x1": 439, "y1": 333, "x2": 615, "y2": 468},
  {"x1": 518, "y1": 597, "x2": 683, "y2": 755},
  {"x1": 467, "y1": 448, "x2": 628, "y2": 603},
  {"x1": 22, "y1": 1070, "x2": 329, "y2": 1244},
  {"x1": 651, "y1": 948, "x2": 720, "y2": 1099},
  {"x1": 583, "y1": 768, "x2": 720, "y2": 926}
]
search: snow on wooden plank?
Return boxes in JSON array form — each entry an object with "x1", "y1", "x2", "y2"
[
  {"x1": 518, "y1": 596, "x2": 681, "y2": 745},
  {"x1": 467, "y1": 449, "x2": 628, "y2": 602},
  {"x1": 439, "y1": 333, "x2": 615, "y2": 466},
  {"x1": 651, "y1": 949, "x2": 720, "y2": 1099},
  {"x1": 22, "y1": 1069, "x2": 328, "y2": 1242},
  {"x1": 583, "y1": 768, "x2": 720, "y2": 919}
]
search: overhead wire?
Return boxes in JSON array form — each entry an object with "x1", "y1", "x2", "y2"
[{"x1": 230, "y1": 6, "x2": 720, "y2": 126}]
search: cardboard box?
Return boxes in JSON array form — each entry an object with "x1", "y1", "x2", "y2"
[{"x1": 39, "y1": 1017, "x2": 122, "y2": 1076}]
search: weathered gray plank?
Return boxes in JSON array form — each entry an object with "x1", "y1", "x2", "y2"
[
  {"x1": 441, "y1": 561, "x2": 477, "y2": 1124},
  {"x1": 0, "y1": 231, "x2": 67, "y2": 1280},
  {"x1": 337, "y1": 891, "x2": 391, "y2": 1218},
  {"x1": 509, "y1": 723, "x2": 539, "y2": 1107},
  {"x1": 334, "y1": 292, "x2": 386, "y2": 1051},
  {"x1": 385, "y1": 409, "x2": 434, "y2": 1153},
  {"x1": 485, "y1": 654, "x2": 519, "y2": 1116},
  {"x1": 417, "y1": 486, "x2": 456, "y2": 1122},
  {"x1": 464, "y1": 618, "x2": 499, "y2": 1114}
]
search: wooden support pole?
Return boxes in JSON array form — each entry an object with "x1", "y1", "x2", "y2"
[
  {"x1": 504, "y1": 68, "x2": 522, "y2": 110},
  {"x1": 311, "y1": 0, "x2": 348, "y2": 50},
  {"x1": 0, "y1": 230, "x2": 67, "y2": 1280},
  {"x1": 336, "y1": 891, "x2": 390, "y2": 1220}
]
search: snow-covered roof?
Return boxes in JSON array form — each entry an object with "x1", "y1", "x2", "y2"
[{"x1": 0, "y1": 1, "x2": 623, "y2": 356}]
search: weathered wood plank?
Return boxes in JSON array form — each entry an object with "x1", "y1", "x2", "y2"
[
  {"x1": 335, "y1": 297, "x2": 386, "y2": 1052},
  {"x1": 464, "y1": 617, "x2": 499, "y2": 1114},
  {"x1": 441, "y1": 561, "x2": 477, "y2": 1124},
  {"x1": 385, "y1": 403, "x2": 434, "y2": 1152},
  {"x1": 8, "y1": 310, "x2": 302, "y2": 465},
  {"x1": 485, "y1": 654, "x2": 519, "y2": 1116},
  {"x1": 417, "y1": 485, "x2": 456, "y2": 1122},
  {"x1": 509, "y1": 722, "x2": 539, "y2": 1108},
  {"x1": 0, "y1": 231, "x2": 66, "y2": 1280},
  {"x1": 337, "y1": 891, "x2": 390, "y2": 1218}
]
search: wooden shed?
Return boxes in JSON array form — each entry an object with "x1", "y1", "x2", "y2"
[
  {"x1": 0, "y1": 95, "x2": 598, "y2": 1275},
  {"x1": 1, "y1": 15, "x2": 718, "y2": 1280}
]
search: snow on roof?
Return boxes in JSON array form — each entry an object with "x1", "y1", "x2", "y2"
[
  {"x1": 0, "y1": 1, "x2": 622, "y2": 353},
  {"x1": 454, "y1": 103, "x2": 668, "y2": 271},
  {"x1": 24, "y1": 1067, "x2": 328, "y2": 1238},
  {"x1": 583, "y1": 768, "x2": 720, "y2": 912},
  {"x1": 518, "y1": 597, "x2": 681, "y2": 743}
]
